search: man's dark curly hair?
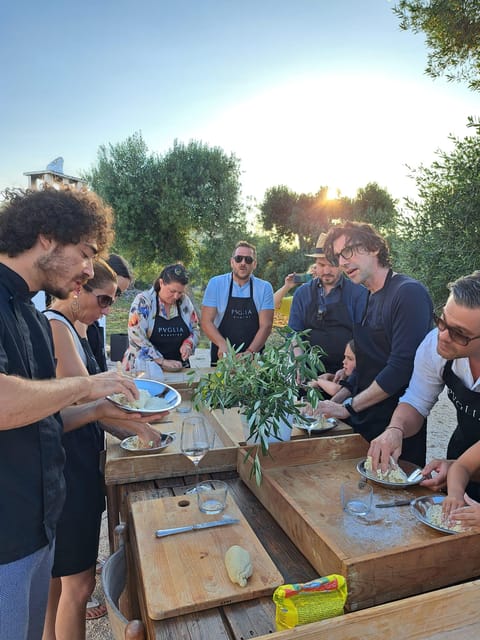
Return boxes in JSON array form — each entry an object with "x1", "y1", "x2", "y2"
[
  {"x1": 0, "y1": 187, "x2": 114, "y2": 257},
  {"x1": 324, "y1": 221, "x2": 391, "y2": 268}
]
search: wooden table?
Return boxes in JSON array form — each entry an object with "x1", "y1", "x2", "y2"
[
  {"x1": 104, "y1": 377, "x2": 352, "y2": 551},
  {"x1": 239, "y1": 436, "x2": 480, "y2": 611},
  {"x1": 104, "y1": 403, "x2": 238, "y2": 551},
  {"x1": 123, "y1": 470, "x2": 480, "y2": 640},
  {"x1": 125, "y1": 471, "x2": 319, "y2": 639}
]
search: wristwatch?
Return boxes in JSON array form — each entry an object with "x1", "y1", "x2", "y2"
[{"x1": 342, "y1": 397, "x2": 358, "y2": 416}]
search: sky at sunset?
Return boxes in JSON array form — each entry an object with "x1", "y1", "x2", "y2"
[{"x1": 1, "y1": 0, "x2": 478, "y2": 207}]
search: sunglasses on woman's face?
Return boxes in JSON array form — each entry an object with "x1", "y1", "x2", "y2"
[
  {"x1": 233, "y1": 255, "x2": 254, "y2": 264},
  {"x1": 83, "y1": 284, "x2": 115, "y2": 309}
]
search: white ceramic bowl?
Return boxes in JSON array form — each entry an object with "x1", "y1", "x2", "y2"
[{"x1": 107, "y1": 378, "x2": 181, "y2": 415}]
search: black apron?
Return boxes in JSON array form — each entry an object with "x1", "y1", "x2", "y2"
[
  {"x1": 351, "y1": 270, "x2": 427, "y2": 467},
  {"x1": 444, "y1": 360, "x2": 480, "y2": 500},
  {"x1": 305, "y1": 279, "x2": 354, "y2": 374},
  {"x1": 86, "y1": 320, "x2": 108, "y2": 372},
  {"x1": 150, "y1": 296, "x2": 190, "y2": 364},
  {"x1": 210, "y1": 276, "x2": 259, "y2": 365}
]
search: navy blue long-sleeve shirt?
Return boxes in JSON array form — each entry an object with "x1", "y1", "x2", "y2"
[{"x1": 363, "y1": 275, "x2": 433, "y2": 395}]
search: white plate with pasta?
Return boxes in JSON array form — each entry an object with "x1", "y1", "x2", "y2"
[
  {"x1": 120, "y1": 432, "x2": 175, "y2": 454},
  {"x1": 410, "y1": 495, "x2": 465, "y2": 534},
  {"x1": 357, "y1": 457, "x2": 424, "y2": 488}
]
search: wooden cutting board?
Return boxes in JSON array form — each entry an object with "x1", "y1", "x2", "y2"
[{"x1": 130, "y1": 493, "x2": 284, "y2": 620}]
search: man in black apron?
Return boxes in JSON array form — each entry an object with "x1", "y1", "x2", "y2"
[
  {"x1": 289, "y1": 233, "x2": 368, "y2": 375},
  {"x1": 368, "y1": 271, "x2": 480, "y2": 499},
  {"x1": 201, "y1": 241, "x2": 274, "y2": 366},
  {"x1": 315, "y1": 222, "x2": 433, "y2": 467}
]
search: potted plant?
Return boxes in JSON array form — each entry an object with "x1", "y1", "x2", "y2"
[{"x1": 190, "y1": 328, "x2": 325, "y2": 483}]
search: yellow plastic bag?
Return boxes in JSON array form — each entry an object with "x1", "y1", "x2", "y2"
[{"x1": 273, "y1": 574, "x2": 347, "y2": 630}]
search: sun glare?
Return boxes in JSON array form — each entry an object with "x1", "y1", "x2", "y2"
[
  {"x1": 326, "y1": 187, "x2": 341, "y2": 200},
  {"x1": 187, "y1": 72, "x2": 474, "y2": 203}
]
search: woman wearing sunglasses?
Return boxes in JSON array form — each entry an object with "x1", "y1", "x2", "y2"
[
  {"x1": 86, "y1": 253, "x2": 134, "y2": 372},
  {"x1": 42, "y1": 260, "x2": 162, "y2": 635},
  {"x1": 124, "y1": 262, "x2": 200, "y2": 375}
]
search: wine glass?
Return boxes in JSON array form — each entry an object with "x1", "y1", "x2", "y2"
[
  {"x1": 180, "y1": 415, "x2": 213, "y2": 493},
  {"x1": 297, "y1": 403, "x2": 317, "y2": 438},
  {"x1": 302, "y1": 415, "x2": 317, "y2": 438}
]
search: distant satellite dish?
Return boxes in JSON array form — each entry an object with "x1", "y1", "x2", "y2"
[{"x1": 46, "y1": 157, "x2": 64, "y2": 174}]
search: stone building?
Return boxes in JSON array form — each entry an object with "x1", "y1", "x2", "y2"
[{"x1": 24, "y1": 157, "x2": 86, "y2": 191}]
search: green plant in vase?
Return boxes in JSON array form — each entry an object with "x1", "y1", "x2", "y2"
[{"x1": 190, "y1": 328, "x2": 325, "y2": 483}]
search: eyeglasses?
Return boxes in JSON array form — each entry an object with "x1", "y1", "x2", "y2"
[
  {"x1": 433, "y1": 312, "x2": 480, "y2": 347},
  {"x1": 83, "y1": 284, "x2": 114, "y2": 309},
  {"x1": 233, "y1": 255, "x2": 254, "y2": 264},
  {"x1": 333, "y1": 243, "x2": 363, "y2": 262}
]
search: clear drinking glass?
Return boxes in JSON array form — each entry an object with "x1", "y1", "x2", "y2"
[
  {"x1": 180, "y1": 415, "x2": 213, "y2": 493},
  {"x1": 340, "y1": 480, "x2": 373, "y2": 516}
]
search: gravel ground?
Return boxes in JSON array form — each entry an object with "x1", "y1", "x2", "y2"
[
  {"x1": 425, "y1": 388, "x2": 456, "y2": 461},
  {"x1": 86, "y1": 388, "x2": 457, "y2": 639}
]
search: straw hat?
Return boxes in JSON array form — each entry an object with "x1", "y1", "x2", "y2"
[{"x1": 304, "y1": 233, "x2": 327, "y2": 257}]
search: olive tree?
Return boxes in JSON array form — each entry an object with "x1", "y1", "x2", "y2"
[
  {"x1": 394, "y1": 0, "x2": 480, "y2": 90},
  {"x1": 85, "y1": 133, "x2": 246, "y2": 280},
  {"x1": 398, "y1": 118, "x2": 480, "y2": 306}
]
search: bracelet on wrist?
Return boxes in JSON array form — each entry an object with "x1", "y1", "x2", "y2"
[{"x1": 386, "y1": 426, "x2": 404, "y2": 436}]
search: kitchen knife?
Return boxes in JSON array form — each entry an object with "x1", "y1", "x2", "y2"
[
  {"x1": 375, "y1": 499, "x2": 412, "y2": 508},
  {"x1": 155, "y1": 516, "x2": 240, "y2": 537}
]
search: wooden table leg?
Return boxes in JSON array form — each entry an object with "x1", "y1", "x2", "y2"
[{"x1": 106, "y1": 484, "x2": 120, "y2": 553}]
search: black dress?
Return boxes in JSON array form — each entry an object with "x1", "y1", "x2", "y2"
[{"x1": 45, "y1": 310, "x2": 105, "y2": 577}]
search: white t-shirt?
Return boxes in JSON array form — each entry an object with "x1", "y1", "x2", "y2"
[{"x1": 400, "y1": 329, "x2": 480, "y2": 417}]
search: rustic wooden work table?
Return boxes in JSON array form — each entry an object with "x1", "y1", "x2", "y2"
[
  {"x1": 120, "y1": 466, "x2": 480, "y2": 640},
  {"x1": 103, "y1": 369, "x2": 480, "y2": 638},
  {"x1": 123, "y1": 471, "x2": 319, "y2": 639},
  {"x1": 104, "y1": 374, "x2": 353, "y2": 551}
]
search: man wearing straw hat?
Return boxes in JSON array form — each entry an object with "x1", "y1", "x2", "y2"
[{"x1": 288, "y1": 232, "x2": 368, "y2": 374}]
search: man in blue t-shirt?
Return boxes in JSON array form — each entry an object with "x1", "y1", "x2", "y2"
[{"x1": 201, "y1": 241, "x2": 274, "y2": 365}]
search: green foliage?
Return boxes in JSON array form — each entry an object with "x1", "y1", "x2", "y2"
[
  {"x1": 394, "y1": 0, "x2": 480, "y2": 90},
  {"x1": 190, "y1": 328, "x2": 325, "y2": 483},
  {"x1": 84, "y1": 133, "x2": 247, "y2": 279},
  {"x1": 258, "y1": 183, "x2": 399, "y2": 272},
  {"x1": 105, "y1": 294, "x2": 132, "y2": 339},
  {"x1": 352, "y1": 183, "x2": 399, "y2": 236},
  {"x1": 259, "y1": 186, "x2": 353, "y2": 252},
  {"x1": 397, "y1": 118, "x2": 480, "y2": 306},
  {"x1": 85, "y1": 133, "x2": 180, "y2": 264},
  {"x1": 253, "y1": 236, "x2": 309, "y2": 291}
]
